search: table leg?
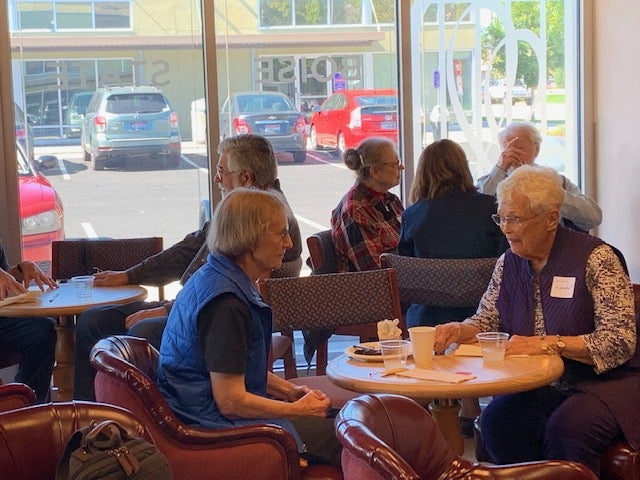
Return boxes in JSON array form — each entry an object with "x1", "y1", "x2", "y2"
[
  {"x1": 53, "y1": 315, "x2": 75, "y2": 401},
  {"x1": 428, "y1": 398, "x2": 464, "y2": 455}
]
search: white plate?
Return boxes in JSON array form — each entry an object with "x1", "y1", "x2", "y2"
[
  {"x1": 345, "y1": 341, "x2": 384, "y2": 362},
  {"x1": 345, "y1": 341, "x2": 413, "y2": 362}
]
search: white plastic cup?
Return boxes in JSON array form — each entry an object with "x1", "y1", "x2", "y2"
[
  {"x1": 379, "y1": 339, "x2": 411, "y2": 371},
  {"x1": 70, "y1": 275, "x2": 94, "y2": 298},
  {"x1": 476, "y1": 332, "x2": 509, "y2": 364},
  {"x1": 408, "y1": 326, "x2": 435, "y2": 369}
]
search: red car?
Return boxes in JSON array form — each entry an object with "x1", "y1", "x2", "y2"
[
  {"x1": 17, "y1": 143, "x2": 64, "y2": 275},
  {"x1": 309, "y1": 89, "x2": 398, "y2": 153}
]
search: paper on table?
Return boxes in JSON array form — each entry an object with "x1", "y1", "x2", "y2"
[
  {"x1": 454, "y1": 344, "x2": 482, "y2": 357},
  {"x1": 396, "y1": 368, "x2": 476, "y2": 383},
  {"x1": 0, "y1": 290, "x2": 40, "y2": 308}
]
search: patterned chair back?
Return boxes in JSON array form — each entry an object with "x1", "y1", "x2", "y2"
[
  {"x1": 380, "y1": 254, "x2": 497, "y2": 308},
  {"x1": 52, "y1": 237, "x2": 164, "y2": 299},
  {"x1": 258, "y1": 268, "x2": 402, "y2": 340}
]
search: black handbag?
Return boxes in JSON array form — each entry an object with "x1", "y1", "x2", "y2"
[{"x1": 55, "y1": 420, "x2": 173, "y2": 479}]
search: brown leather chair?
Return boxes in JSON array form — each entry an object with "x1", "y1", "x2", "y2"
[
  {"x1": 336, "y1": 394, "x2": 597, "y2": 480},
  {"x1": 475, "y1": 283, "x2": 640, "y2": 480},
  {"x1": 90, "y1": 335, "x2": 343, "y2": 480},
  {"x1": 0, "y1": 400, "x2": 149, "y2": 480},
  {"x1": 0, "y1": 382, "x2": 36, "y2": 412}
]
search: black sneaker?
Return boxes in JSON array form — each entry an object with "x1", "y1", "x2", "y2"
[{"x1": 458, "y1": 416, "x2": 475, "y2": 439}]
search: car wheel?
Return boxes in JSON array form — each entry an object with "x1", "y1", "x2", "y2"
[
  {"x1": 337, "y1": 133, "x2": 346, "y2": 155},
  {"x1": 293, "y1": 151, "x2": 306, "y2": 163},
  {"x1": 83, "y1": 149, "x2": 91, "y2": 162},
  {"x1": 310, "y1": 126, "x2": 319, "y2": 150},
  {"x1": 93, "y1": 155, "x2": 106, "y2": 171},
  {"x1": 168, "y1": 153, "x2": 181, "y2": 169}
]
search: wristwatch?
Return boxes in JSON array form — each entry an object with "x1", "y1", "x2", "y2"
[{"x1": 555, "y1": 335, "x2": 566, "y2": 354}]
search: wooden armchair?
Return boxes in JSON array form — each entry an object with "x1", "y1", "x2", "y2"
[
  {"x1": 336, "y1": 394, "x2": 597, "y2": 480},
  {"x1": 51, "y1": 237, "x2": 165, "y2": 299},
  {"x1": 258, "y1": 268, "x2": 404, "y2": 407},
  {"x1": 90, "y1": 335, "x2": 342, "y2": 480},
  {"x1": 0, "y1": 401, "x2": 149, "y2": 480}
]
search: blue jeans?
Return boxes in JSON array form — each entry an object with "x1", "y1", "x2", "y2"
[
  {"x1": 73, "y1": 300, "x2": 166, "y2": 400},
  {"x1": 0, "y1": 315, "x2": 56, "y2": 402}
]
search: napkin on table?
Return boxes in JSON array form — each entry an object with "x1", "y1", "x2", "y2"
[
  {"x1": 396, "y1": 368, "x2": 476, "y2": 383},
  {"x1": 0, "y1": 290, "x2": 41, "y2": 308},
  {"x1": 377, "y1": 318, "x2": 402, "y2": 340}
]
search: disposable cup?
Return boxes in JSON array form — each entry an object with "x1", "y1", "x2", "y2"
[
  {"x1": 70, "y1": 275, "x2": 94, "y2": 298},
  {"x1": 379, "y1": 339, "x2": 411, "y2": 371},
  {"x1": 408, "y1": 326, "x2": 435, "y2": 368},
  {"x1": 476, "y1": 332, "x2": 509, "y2": 364}
]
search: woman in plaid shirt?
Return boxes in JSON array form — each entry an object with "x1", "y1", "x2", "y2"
[{"x1": 331, "y1": 137, "x2": 404, "y2": 272}]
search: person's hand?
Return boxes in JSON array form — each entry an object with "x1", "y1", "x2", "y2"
[
  {"x1": 497, "y1": 136, "x2": 526, "y2": 172},
  {"x1": 293, "y1": 390, "x2": 331, "y2": 418},
  {"x1": 18, "y1": 261, "x2": 58, "y2": 291},
  {"x1": 433, "y1": 323, "x2": 463, "y2": 354},
  {"x1": 0, "y1": 269, "x2": 27, "y2": 299},
  {"x1": 505, "y1": 334, "x2": 546, "y2": 356},
  {"x1": 93, "y1": 270, "x2": 129, "y2": 287},
  {"x1": 125, "y1": 306, "x2": 167, "y2": 329}
]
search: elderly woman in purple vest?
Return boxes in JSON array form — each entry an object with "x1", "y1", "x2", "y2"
[{"x1": 433, "y1": 165, "x2": 637, "y2": 475}]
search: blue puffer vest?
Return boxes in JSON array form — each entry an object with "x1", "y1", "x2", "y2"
[{"x1": 156, "y1": 253, "x2": 303, "y2": 448}]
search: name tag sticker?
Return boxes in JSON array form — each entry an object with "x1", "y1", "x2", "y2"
[{"x1": 551, "y1": 276, "x2": 576, "y2": 298}]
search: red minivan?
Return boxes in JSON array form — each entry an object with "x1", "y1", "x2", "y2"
[{"x1": 309, "y1": 89, "x2": 398, "y2": 154}]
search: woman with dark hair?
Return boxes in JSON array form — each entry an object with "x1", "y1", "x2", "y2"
[
  {"x1": 399, "y1": 139, "x2": 507, "y2": 328},
  {"x1": 331, "y1": 137, "x2": 404, "y2": 272}
]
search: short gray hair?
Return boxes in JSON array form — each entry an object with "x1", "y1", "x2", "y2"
[
  {"x1": 208, "y1": 187, "x2": 285, "y2": 258},
  {"x1": 218, "y1": 134, "x2": 277, "y2": 189},
  {"x1": 498, "y1": 122, "x2": 542, "y2": 156},
  {"x1": 497, "y1": 165, "x2": 564, "y2": 215}
]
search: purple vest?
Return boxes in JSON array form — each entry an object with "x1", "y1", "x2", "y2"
[{"x1": 498, "y1": 227, "x2": 640, "y2": 448}]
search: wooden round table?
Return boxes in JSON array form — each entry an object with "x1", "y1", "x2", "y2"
[
  {"x1": 0, "y1": 283, "x2": 147, "y2": 401},
  {"x1": 327, "y1": 351, "x2": 564, "y2": 454}
]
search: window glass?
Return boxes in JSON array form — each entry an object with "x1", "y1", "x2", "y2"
[
  {"x1": 56, "y1": 2, "x2": 92, "y2": 29},
  {"x1": 9, "y1": 0, "x2": 209, "y2": 280},
  {"x1": 18, "y1": 1, "x2": 53, "y2": 29}
]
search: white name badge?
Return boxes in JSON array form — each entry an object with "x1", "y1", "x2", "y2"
[{"x1": 551, "y1": 276, "x2": 576, "y2": 298}]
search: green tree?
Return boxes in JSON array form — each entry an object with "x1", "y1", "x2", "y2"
[
  {"x1": 260, "y1": 0, "x2": 291, "y2": 27},
  {"x1": 482, "y1": 0, "x2": 564, "y2": 88}
]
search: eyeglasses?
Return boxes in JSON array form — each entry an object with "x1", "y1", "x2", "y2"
[
  {"x1": 491, "y1": 212, "x2": 545, "y2": 227},
  {"x1": 378, "y1": 162, "x2": 403, "y2": 168},
  {"x1": 215, "y1": 166, "x2": 236, "y2": 178}
]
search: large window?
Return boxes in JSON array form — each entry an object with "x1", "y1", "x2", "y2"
[{"x1": 12, "y1": 0, "x2": 131, "y2": 31}]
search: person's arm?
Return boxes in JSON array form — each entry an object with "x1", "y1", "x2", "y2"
[
  {"x1": 579, "y1": 245, "x2": 635, "y2": 372},
  {"x1": 559, "y1": 175, "x2": 603, "y2": 231},
  {"x1": 476, "y1": 165, "x2": 507, "y2": 196},
  {"x1": 126, "y1": 223, "x2": 209, "y2": 285},
  {"x1": 434, "y1": 256, "x2": 504, "y2": 353}
]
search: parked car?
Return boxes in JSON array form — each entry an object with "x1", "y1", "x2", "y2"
[
  {"x1": 81, "y1": 85, "x2": 181, "y2": 170},
  {"x1": 14, "y1": 103, "x2": 34, "y2": 160},
  {"x1": 64, "y1": 91, "x2": 94, "y2": 138},
  {"x1": 219, "y1": 91, "x2": 307, "y2": 163},
  {"x1": 488, "y1": 79, "x2": 533, "y2": 105},
  {"x1": 309, "y1": 89, "x2": 398, "y2": 153},
  {"x1": 16, "y1": 143, "x2": 64, "y2": 275}
]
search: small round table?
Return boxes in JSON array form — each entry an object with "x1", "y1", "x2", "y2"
[
  {"x1": 327, "y1": 352, "x2": 564, "y2": 454},
  {"x1": 0, "y1": 283, "x2": 147, "y2": 401}
]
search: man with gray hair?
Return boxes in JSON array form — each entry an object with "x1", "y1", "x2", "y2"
[
  {"x1": 73, "y1": 134, "x2": 301, "y2": 401},
  {"x1": 477, "y1": 121, "x2": 602, "y2": 232}
]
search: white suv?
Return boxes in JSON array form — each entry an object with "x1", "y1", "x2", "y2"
[{"x1": 488, "y1": 79, "x2": 533, "y2": 105}]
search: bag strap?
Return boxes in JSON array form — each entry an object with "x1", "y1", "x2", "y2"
[
  {"x1": 55, "y1": 424, "x2": 94, "y2": 480},
  {"x1": 83, "y1": 420, "x2": 131, "y2": 450}
]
